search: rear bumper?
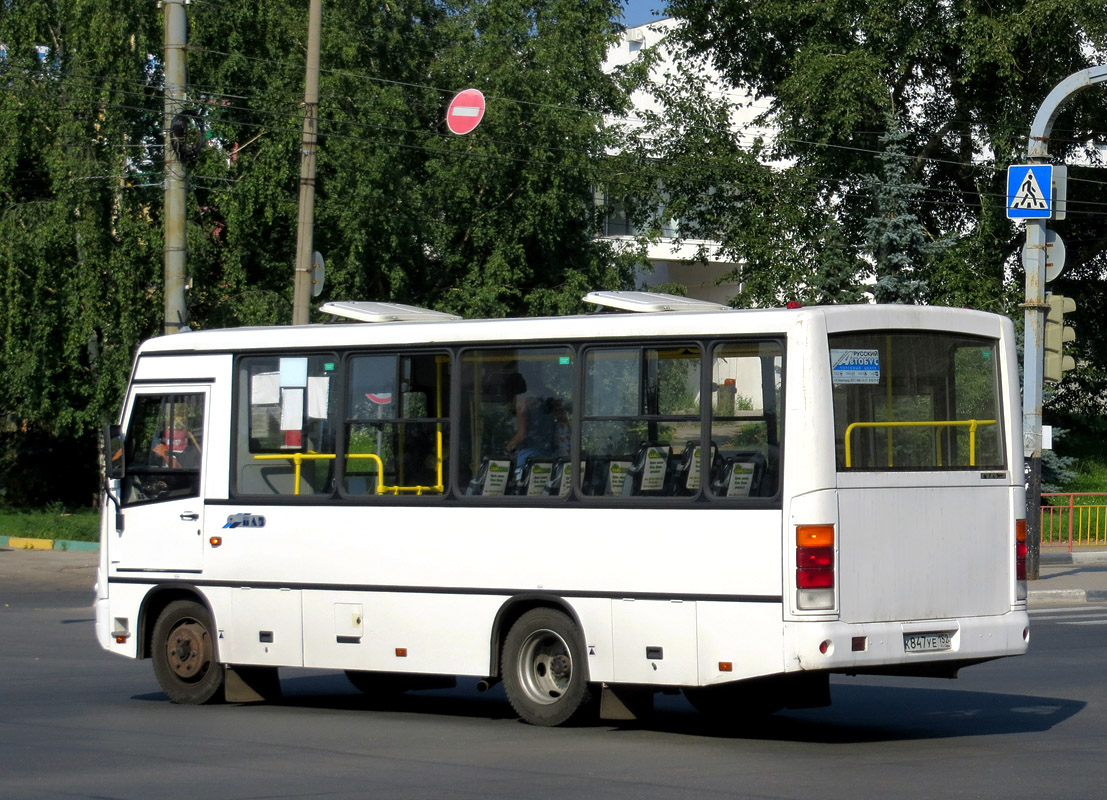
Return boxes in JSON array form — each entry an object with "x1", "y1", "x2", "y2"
[{"x1": 782, "y1": 607, "x2": 1030, "y2": 675}]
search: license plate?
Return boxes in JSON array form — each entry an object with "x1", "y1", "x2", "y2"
[{"x1": 903, "y1": 631, "x2": 953, "y2": 653}]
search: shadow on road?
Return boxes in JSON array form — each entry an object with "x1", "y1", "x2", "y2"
[{"x1": 133, "y1": 671, "x2": 1084, "y2": 743}]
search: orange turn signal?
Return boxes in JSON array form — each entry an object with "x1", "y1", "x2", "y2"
[
  {"x1": 209, "y1": 536, "x2": 222, "y2": 548},
  {"x1": 796, "y1": 524, "x2": 834, "y2": 547}
]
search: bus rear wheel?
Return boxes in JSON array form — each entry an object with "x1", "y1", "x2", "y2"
[
  {"x1": 151, "y1": 600, "x2": 224, "y2": 704},
  {"x1": 502, "y1": 608, "x2": 592, "y2": 726}
]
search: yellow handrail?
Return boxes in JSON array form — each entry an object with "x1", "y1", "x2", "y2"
[
  {"x1": 253, "y1": 452, "x2": 444, "y2": 496},
  {"x1": 843, "y1": 419, "x2": 997, "y2": 469}
]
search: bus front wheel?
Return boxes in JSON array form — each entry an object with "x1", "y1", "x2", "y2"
[
  {"x1": 502, "y1": 608, "x2": 592, "y2": 726},
  {"x1": 151, "y1": 600, "x2": 225, "y2": 704}
]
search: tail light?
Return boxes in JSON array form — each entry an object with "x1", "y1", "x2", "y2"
[
  {"x1": 797, "y1": 524, "x2": 835, "y2": 610},
  {"x1": 1016, "y1": 518, "x2": 1027, "y2": 599}
]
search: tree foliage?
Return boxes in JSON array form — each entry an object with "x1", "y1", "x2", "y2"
[
  {"x1": 186, "y1": 0, "x2": 637, "y2": 324},
  {"x1": 633, "y1": 2, "x2": 1107, "y2": 305},
  {"x1": 0, "y1": 2, "x2": 163, "y2": 445},
  {"x1": 0, "y1": 0, "x2": 641, "y2": 504}
]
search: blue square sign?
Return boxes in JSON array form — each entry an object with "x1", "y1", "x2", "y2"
[{"x1": 1007, "y1": 165, "x2": 1053, "y2": 219}]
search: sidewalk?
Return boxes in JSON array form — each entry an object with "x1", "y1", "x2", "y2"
[{"x1": 1031, "y1": 548, "x2": 1107, "y2": 605}]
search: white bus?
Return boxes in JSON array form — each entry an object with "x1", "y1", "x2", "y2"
[{"x1": 96, "y1": 292, "x2": 1029, "y2": 726}]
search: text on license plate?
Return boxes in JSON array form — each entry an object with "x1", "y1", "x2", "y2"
[{"x1": 903, "y1": 632, "x2": 953, "y2": 653}]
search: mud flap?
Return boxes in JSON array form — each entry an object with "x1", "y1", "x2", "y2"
[
  {"x1": 599, "y1": 683, "x2": 653, "y2": 720},
  {"x1": 224, "y1": 665, "x2": 282, "y2": 703}
]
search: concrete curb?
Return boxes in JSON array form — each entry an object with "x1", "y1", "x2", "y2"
[
  {"x1": 1040, "y1": 550, "x2": 1107, "y2": 566},
  {"x1": 0, "y1": 535, "x2": 99, "y2": 552},
  {"x1": 1029, "y1": 588, "x2": 1107, "y2": 604}
]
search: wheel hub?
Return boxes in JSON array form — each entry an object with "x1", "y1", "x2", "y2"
[
  {"x1": 166, "y1": 621, "x2": 210, "y2": 681},
  {"x1": 518, "y1": 629, "x2": 573, "y2": 704}
]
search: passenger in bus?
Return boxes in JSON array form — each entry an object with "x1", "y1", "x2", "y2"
[{"x1": 504, "y1": 372, "x2": 559, "y2": 478}]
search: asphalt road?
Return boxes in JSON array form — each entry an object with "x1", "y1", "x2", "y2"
[{"x1": 2, "y1": 548, "x2": 1105, "y2": 799}]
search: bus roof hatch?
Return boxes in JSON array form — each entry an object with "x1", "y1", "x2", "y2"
[
  {"x1": 319, "y1": 301, "x2": 462, "y2": 323},
  {"x1": 583, "y1": 291, "x2": 732, "y2": 313}
]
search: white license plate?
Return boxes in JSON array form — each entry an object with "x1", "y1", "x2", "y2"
[{"x1": 903, "y1": 632, "x2": 953, "y2": 653}]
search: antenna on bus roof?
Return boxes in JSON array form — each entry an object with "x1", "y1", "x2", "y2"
[
  {"x1": 319, "y1": 301, "x2": 462, "y2": 323},
  {"x1": 582, "y1": 291, "x2": 732, "y2": 313}
]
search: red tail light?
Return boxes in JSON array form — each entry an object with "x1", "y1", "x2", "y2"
[
  {"x1": 1015, "y1": 519, "x2": 1027, "y2": 581},
  {"x1": 797, "y1": 546, "x2": 834, "y2": 588},
  {"x1": 796, "y1": 525, "x2": 835, "y2": 609}
]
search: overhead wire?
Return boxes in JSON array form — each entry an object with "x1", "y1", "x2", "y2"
[{"x1": 5, "y1": 48, "x2": 1107, "y2": 220}]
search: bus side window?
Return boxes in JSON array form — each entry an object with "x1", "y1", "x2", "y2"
[
  {"x1": 708, "y1": 341, "x2": 783, "y2": 499},
  {"x1": 122, "y1": 393, "x2": 204, "y2": 506},
  {"x1": 234, "y1": 355, "x2": 339, "y2": 497},
  {"x1": 580, "y1": 346, "x2": 700, "y2": 498},
  {"x1": 459, "y1": 347, "x2": 572, "y2": 498},
  {"x1": 343, "y1": 352, "x2": 450, "y2": 497}
]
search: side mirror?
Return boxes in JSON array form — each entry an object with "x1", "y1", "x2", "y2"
[{"x1": 104, "y1": 424, "x2": 125, "y2": 480}]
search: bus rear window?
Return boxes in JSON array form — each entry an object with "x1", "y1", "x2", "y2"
[{"x1": 829, "y1": 331, "x2": 1005, "y2": 471}]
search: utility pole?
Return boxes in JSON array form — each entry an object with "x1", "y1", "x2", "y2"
[
  {"x1": 1021, "y1": 65, "x2": 1107, "y2": 579},
  {"x1": 292, "y1": 0, "x2": 323, "y2": 326},
  {"x1": 163, "y1": 0, "x2": 189, "y2": 335}
]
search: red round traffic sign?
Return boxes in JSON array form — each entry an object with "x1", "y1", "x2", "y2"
[{"x1": 446, "y1": 88, "x2": 486, "y2": 135}]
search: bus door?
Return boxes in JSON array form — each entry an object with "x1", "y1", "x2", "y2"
[{"x1": 111, "y1": 388, "x2": 209, "y2": 574}]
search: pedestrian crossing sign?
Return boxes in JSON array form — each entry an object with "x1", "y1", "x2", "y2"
[{"x1": 1007, "y1": 165, "x2": 1053, "y2": 219}]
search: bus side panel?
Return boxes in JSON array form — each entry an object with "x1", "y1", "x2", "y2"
[
  {"x1": 214, "y1": 588, "x2": 304, "y2": 668},
  {"x1": 206, "y1": 505, "x2": 783, "y2": 686},
  {"x1": 301, "y1": 591, "x2": 504, "y2": 676},
  {"x1": 696, "y1": 601, "x2": 785, "y2": 686}
]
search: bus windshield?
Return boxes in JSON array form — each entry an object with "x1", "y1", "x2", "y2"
[{"x1": 829, "y1": 330, "x2": 1005, "y2": 471}]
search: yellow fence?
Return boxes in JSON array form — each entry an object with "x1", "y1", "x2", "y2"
[{"x1": 1040, "y1": 493, "x2": 1107, "y2": 550}]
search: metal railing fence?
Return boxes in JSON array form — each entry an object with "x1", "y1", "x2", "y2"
[{"x1": 1040, "y1": 493, "x2": 1107, "y2": 551}]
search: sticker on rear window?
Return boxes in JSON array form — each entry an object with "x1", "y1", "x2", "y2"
[{"x1": 831, "y1": 349, "x2": 880, "y2": 385}]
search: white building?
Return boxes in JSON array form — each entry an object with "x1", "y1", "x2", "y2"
[{"x1": 601, "y1": 19, "x2": 767, "y2": 306}]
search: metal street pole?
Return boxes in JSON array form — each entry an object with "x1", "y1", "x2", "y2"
[
  {"x1": 292, "y1": 0, "x2": 323, "y2": 326},
  {"x1": 1022, "y1": 65, "x2": 1107, "y2": 579},
  {"x1": 163, "y1": 0, "x2": 189, "y2": 335}
]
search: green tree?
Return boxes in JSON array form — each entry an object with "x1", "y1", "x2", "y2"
[
  {"x1": 187, "y1": 0, "x2": 638, "y2": 324},
  {"x1": 863, "y1": 116, "x2": 951, "y2": 304},
  {"x1": 607, "y1": 30, "x2": 869, "y2": 307},
  {"x1": 0, "y1": 1, "x2": 164, "y2": 503},
  {"x1": 648, "y1": 1, "x2": 1107, "y2": 315},
  {"x1": 0, "y1": 1, "x2": 644, "y2": 505}
]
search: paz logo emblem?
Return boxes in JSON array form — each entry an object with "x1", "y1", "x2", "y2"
[{"x1": 224, "y1": 513, "x2": 266, "y2": 529}]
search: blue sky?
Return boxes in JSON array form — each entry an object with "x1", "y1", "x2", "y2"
[{"x1": 620, "y1": 0, "x2": 668, "y2": 27}]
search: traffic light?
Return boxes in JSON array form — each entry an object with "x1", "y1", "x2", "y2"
[{"x1": 1044, "y1": 293, "x2": 1076, "y2": 383}]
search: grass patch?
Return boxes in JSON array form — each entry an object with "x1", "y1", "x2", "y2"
[
  {"x1": 1062, "y1": 459, "x2": 1107, "y2": 495},
  {"x1": 0, "y1": 505, "x2": 99, "y2": 542}
]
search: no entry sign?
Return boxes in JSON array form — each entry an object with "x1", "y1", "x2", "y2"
[{"x1": 446, "y1": 88, "x2": 485, "y2": 135}]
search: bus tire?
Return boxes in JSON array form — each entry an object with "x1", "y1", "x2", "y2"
[
  {"x1": 152, "y1": 600, "x2": 224, "y2": 705},
  {"x1": 502, "y1": 608, "x2": 592, "y2": 726}
]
